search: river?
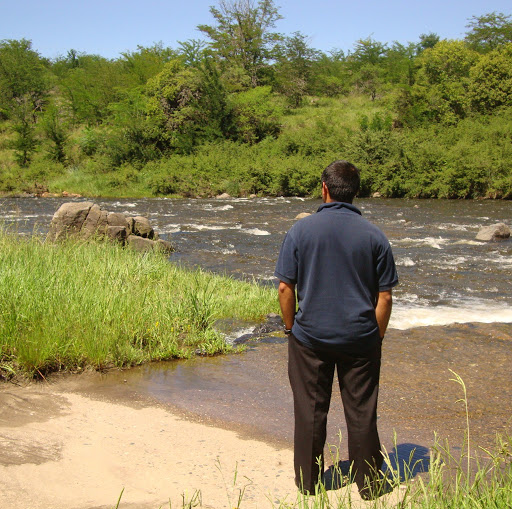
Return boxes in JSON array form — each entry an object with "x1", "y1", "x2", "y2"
[
  {"x1": 2, "y1": 195, "x2": 511, "y2": 329},
  {"x1": 1, "y1": 196, "x2": 511, "y2": 469}
]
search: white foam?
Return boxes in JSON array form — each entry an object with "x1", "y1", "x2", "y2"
[
  {"x1": 214, "y1": 205, "x2": 234, "y2": 211},
  {"x1": 432, "y1": 256, "x2": 467, "y2": 267},
  {"x1": 390, "y1": 302, "x2": 512, "y2": 330},
  {"x1": 243, "y1": 228, "x2": 271, "y2": 236},
  {"x1": 396, "y1": 237, "x2": 448, "y2": 249},
  {"x1": 454, "y1": 240, "x2": 485, "y2": 246},
  {"x1": 437, "y1": 223, "x2": 470, "y2": 231},
  {"x1": 223, "y1": 327, "x2": 255, "y2": 345},
  {"x1": 396, "y1": 257, "x2": 416, "y2": 267},
  {"x1": 110, "y1": 201, "x2": 137, "y2": 207},
  {"x1": 183, "y1": 224, "x2": 229, "y2": 231},
  {"x1": 483, "y1": 254, "x2": 512, "y2": 268}
]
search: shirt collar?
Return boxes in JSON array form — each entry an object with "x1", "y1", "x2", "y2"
[{"x1": 317, "y1": 201, "x2": 362, "y2": 215}]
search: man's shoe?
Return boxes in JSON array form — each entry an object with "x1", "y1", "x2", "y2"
[{"x1": 359, "y1": 479, "x2": 394, "y2": 501}]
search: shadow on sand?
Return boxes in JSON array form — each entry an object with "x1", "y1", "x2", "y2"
[{"x1": 322, "y1": 442, "x2": 430, "y2": 490}]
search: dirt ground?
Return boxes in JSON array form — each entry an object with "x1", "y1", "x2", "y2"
[
  {"x1": 0, "y1": 383, "x2": 406, "y2": 509},
  {"x1": 1, "y1": 322, "x2": 510, "y2": 508}
]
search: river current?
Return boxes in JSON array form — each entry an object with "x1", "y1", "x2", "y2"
[{"x1": 2, "y1": 196, "x2": 511, "y2": 330}]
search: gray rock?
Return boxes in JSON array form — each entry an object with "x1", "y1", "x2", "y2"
[
  {"x1": 81, "y1": 204, "x2": 108, "y2": 239},
  {"x1": 127, "y1": 235, "x2": 156, "y2": 253},
  {"x1": 106, "y1": 226, "x2": 128, "y2": 243},
  {"x1": 131, "y1": 216, "x2": 154, "y2": 239},
  {"x1": 295, "y1": 212, "x2": 312, "y2": 220},
  {"x1": 154, "y1": 239, "x2": 174, "y2": 254},
  {"x1": 125, "y1": 217, "x2": 134, "y2": 235},
  {"x1": 47, "y1": 201, "x2": 94, "y2": 241},
  {"x1": 476, "y1": 223, "x2": 511, "y2": 241},
  {"x1": 48, "y1": 202, "x2": 168, "y2": 252},
  {"x1": 107, "y1": 212, "x2": 129, "y2": 229},
  {"x1": 252, "y1": 313, "x2": 284, "y2": 334}
]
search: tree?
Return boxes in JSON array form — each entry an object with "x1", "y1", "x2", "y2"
[
  {"x1": 0, "y1": 39, "x2": 50, "y2": 118},
  {"x1": 308, "y1": 52, "x2": 350, "y2": 97},
  {"x1": 384, "y1": 41, "x2": 417, "y2": 85},
  {"x1": 120, "y1": 43, "x2": 176, "y2": 85},
  {"x1": 0, "y1": 39, "x2": 51, "y2": 165},
  {"x1": 418, "y1": 33, "x2": 440, "y2": 52},
  {"x1": 396, "y1": 40, "x2": 480, "y2": 125},
  {"x1": 354, "y1": 64, "x2": 384, "y2": 100},
  {"x1": 465, "y1": 12, "x2": 512, "y2": 52},
  {"x1": 177, "y1": 39, "x2": 208, "y2": 67},
  {"x1": 228, "y1": 86, "x2": 281, "y2": 143},
  {"x1": 197, "y1": 0, "x2": 282, "y2": 87},
  {"x1": 145, "y1": 57, "x2": 232, "y2": 152},
  {"x1": 59, "y1": 55, "x2": 126, "y2": 124},
  {"x1": 273, "y1": 32, "x2": 321, "y2": 106},
  {"x1": 469, "y1": 43, "x2": 512, "y2": 112},
  {"x1": 350, "y1": 37, "x2": 387, "y2": 67}
]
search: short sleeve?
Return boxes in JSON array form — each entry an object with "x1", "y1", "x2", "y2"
[
  {"x1": 274, "y1": 231, "x2": 298, "y2": 284},
  {"x1": 376, "y1": 243, "x2": 399, "y2": 291}
]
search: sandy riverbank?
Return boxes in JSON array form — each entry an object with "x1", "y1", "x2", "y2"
[
  {"x1": 2, "y1": 321, "x2": 510, "y2": 508},
  {"x1": 0, "y1": 383, "x2": 406, "y2": 509}
]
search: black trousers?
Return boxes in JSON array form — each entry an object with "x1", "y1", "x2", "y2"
[{"x1": 288, "y1": 334, "x2": 382, "y2": 493}]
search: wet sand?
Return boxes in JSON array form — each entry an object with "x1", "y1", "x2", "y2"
[{"x1": 1, "y1": 322, "x2": 511, "y2": 508}]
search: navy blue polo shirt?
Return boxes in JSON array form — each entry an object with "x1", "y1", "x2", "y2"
[{"x1": 275, "y1": 202, "x2": 398, "y2": 354}]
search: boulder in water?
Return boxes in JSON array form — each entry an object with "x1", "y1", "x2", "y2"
[
  {"x1": 47, "y1": 202, "x2": 94, "y2": 241},
  {"x1": 475, "y1": 223, "x2": 510, "y2": 241},
  {"x1": 47, "y1": 202, "x2": 174, "y2": 252},
  {"x1": 295, "y1": 212, "x2": 312, "y2": 220}
]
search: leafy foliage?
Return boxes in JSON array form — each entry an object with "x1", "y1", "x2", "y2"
[{"x1": 0, "y1": 6, "x2": 511, "y2": 199}]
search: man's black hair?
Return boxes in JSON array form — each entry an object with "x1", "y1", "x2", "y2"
[{"x1": 321, "y1": 160, "x2": 360, "y2": 203}]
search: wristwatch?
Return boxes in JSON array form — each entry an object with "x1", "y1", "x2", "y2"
[{"x1": 284, "y1": 327, "x2": 292, "y2": 335}]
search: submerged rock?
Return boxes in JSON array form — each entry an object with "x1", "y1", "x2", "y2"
[
  {"x1": 476, "y1": 223, "x2": 511, "y2": 241},
  {"x1": 252, "y1": 313, "x2": 284, "y2": 335},
  {"x1": 233, "y1": 314, "x2": 285, "y2": 345}
]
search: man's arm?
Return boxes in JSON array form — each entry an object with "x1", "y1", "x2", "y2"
[
  {"x1": 375, "y1": 290, "x2": 393, "y2": 339},
  {"x1": 278, "y1": 281, "x2": 296, "y2": 330}
]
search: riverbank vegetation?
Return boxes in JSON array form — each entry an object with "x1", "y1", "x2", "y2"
[
  {"x1": 1, "y1": 4, "x2": 512, "y2": 199},
  {"x1": 0, "y1": 228, "x2": 278, "y2": 379}
]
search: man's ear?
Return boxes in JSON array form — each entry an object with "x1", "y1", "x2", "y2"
[{"x1": 322, "y1": 181, "x2": 330, "y2": 201}]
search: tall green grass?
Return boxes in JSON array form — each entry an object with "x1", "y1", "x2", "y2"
[{"x1": 0, "y1": 228, "x2": 278, "y2": 379}]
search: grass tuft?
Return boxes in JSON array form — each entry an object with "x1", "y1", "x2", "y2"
[{"x1": 0, "y1": 228, "x2": 278, "y2": 379}]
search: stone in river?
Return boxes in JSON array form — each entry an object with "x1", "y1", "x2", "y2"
[
  {"x1": 47, "y1": 201, "x2": 173, "y2": 252},
  {"x1": 475, "y1": 223, "x2": 511, "y2": 241},
  {"x1": 81, "y1": 204, "x2": 108, "y2": 239},
  {"x1": 130, "y1": 216, "x2": 155, "y2": 239},
  {"x1": 47, "y1": 201, "x2": 94, "y2": 241},
  {"x1": 295, "y1": 212, "x2": 311, "y2": 220}
]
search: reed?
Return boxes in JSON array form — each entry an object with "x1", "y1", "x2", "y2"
[{"x1": 0, "y1": 228, "x2": 278, "y2": 379}]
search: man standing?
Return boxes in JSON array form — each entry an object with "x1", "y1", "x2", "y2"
[{"x1": 274, "y1": 160, "x2": 398, "y2": 499}]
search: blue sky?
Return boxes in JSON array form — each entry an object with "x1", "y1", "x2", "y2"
[{"x1": 1, "y1": 0, "x2": 511, "y2": 59}]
